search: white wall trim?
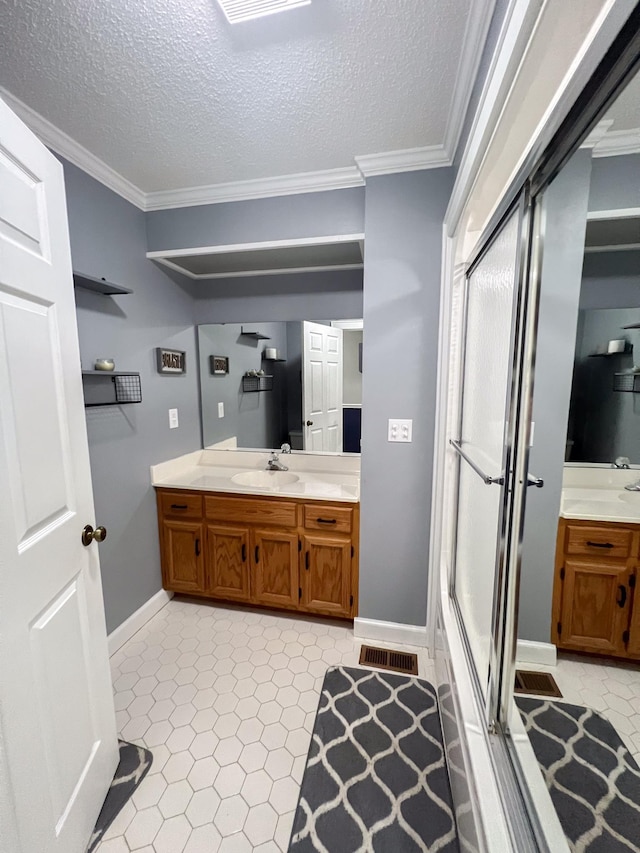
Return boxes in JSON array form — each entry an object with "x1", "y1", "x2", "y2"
[
  {"x1": 146, "y1": 232, "x2": 366, "y2": 259},
  {"x1": 145, "y1": 167, "x2": 365, "y2": 210},
  {"x1": 593, "y1": 128, "x2": 640, "y2": 158},
  {"x1": 0, "y1": 86, "x2": 147, "y2": 211},
  {"x1": 581, "y1": 118, "x2": 615, "y2": 149},
  {"x1": 515, "y1": 640, "x2": 557, "y2": 668},
  {"x1": 108, "y1": 589, "x2": 174, "y2": 657},
  {"x1": 443, "y1": 0, "x2": 497, "y2": 160},
  {"x1": 355, "y1": 145, "x2": 451, "y2": 178},
  {"x1": 587, "y1": 207, "x2": 640, "y2": 220},
  {"x1": 353, "y1": 617, "x2": 428, "y2": 649}
]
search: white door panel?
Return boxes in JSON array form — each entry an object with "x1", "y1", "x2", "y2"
[
  {"x1": 302, "y1": 321, "x2": 343, "y2": 452},
  {"x1": 0, "y1": 96, "x2": 118, "y2": 853}
]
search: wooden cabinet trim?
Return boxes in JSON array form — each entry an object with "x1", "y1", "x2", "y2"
[
  {"x1": 303, "y1": 504, "x2": 353, "y2": 534},
  {"x1": 158, "y1": 490, "x2": 203, "y2": 519},
  {"x1": 205, "y1": 495, "x2": 297, "y2": 528}
]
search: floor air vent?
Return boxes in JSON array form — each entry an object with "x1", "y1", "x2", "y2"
[
  {"x1": 359, "y1": 645, "x2": 419, "y2": 675},
  {"x1": 515, "y1": 670, "x2": 563, "y2": 698}
]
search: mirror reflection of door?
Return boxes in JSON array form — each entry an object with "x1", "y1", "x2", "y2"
[{"x1": 302, "y1": 321, "x2": 343, "y2": 452}]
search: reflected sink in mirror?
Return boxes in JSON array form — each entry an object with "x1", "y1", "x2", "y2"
[{"x1": 231, "y1": 470, "x2": 300, "y2": 488}]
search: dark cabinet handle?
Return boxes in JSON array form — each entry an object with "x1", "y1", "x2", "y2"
[
  {"x1": 195, "y1": 538, "x2": 200, "y2": 557},
  {"x1": 171, "y1": 504, "x2": 188, "y2": 510},
  {"x1": 305, "y1": 551, "x2": 310, "y2": 570},
  {"x1": 317, "y1": 518, "x2": 337, "y2": 525},
  {"x1": 255, "y1": 545, "x2": 260, "y2": 563},
  {"x1": 586, "y1": 541, "x2": 614, "y2": 548},
  {"x1": 242, "y1": 543, "x2": 247, "y2": 562},
  {"x1": 617, "y1": 585, "x2": 627, "y2": 608}
]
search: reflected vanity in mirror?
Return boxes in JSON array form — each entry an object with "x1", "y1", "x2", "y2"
[{"x1": 197, "y1": 320, "x2": 363, "y2": 454}]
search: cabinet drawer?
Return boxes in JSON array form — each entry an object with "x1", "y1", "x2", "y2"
[
  {"x1": 159, "y1": 491, "x2": 203, "y2": 519},
  {"x1": 565, "y1": 524, "x2": 632, "y2": 559},
  {"x1": 205, "y1": 495, "x2": 297, "y2": 528},
  {"x1": 303, "y1": 504, "x2": 353, "y2": 534}
]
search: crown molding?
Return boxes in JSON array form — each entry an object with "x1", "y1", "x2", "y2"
[
  {"x1": 355, "y1": 145, "x2": 451, "y2": 177},
  {"x1": 144, "y1": 166, "x2": 364, "y2": 211},
  {"x1": 0, "y1": 87, "x2": 146, "y2": 210},
  {"x1": 580, "y1": 118, "x2": 614, "y2": 149},
  {"x1": 443, "y1": 0, "x2": 497, "y2": 160},
  {"x1": 592, "y1": 127, "x2": 640, "y2": 158}
]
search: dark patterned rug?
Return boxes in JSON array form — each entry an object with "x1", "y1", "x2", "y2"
[
  {"x1": 517, "y1": 696, "x2": 640, "y2": 852},
  {"x1": 86, "y1": 739, "x2": 153, "y2": 852},
  {"x1": 289, "y1": 666, "x2": 458, "y2": 852}
]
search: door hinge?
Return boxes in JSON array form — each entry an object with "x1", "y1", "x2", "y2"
[
  {"x1": 350, "y1": 594, "x2": 353, "y2": 607},
  {"x1": 560, "y1": 567, "x2": 565, "y2": 581},
  {"x1": 299, "y1": 587, "x2": 302, "y2": 600},
  {"x1": 630, "y1": 575, "x2": 636, "y2": 589},
  {"x1": 557, "y1": 621, "x2": 562, "y2": 636},
  {"x1": 623, "y1": 630, "x2": 630, "y2": 645}
]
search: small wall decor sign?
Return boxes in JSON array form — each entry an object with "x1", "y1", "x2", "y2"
[
  {"x1": 210, "y1": 355, "x2": 229, "y2": 375},
  {"x1": 156, "y1": 348, "x2": 186, "y2": 374}
]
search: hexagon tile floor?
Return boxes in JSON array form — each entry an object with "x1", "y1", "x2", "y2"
[{"x1": 98, "y1": 598, "x2": 435, "y2": 852}]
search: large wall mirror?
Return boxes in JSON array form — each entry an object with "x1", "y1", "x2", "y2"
[{"x1": 197, "y1": 320, "x2": 363, "y2": 454}]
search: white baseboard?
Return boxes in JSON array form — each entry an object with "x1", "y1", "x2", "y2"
[
  {"x1": 516, "y1": 640, "x2": 557, "y2": 668},
  {"x1": 108, "y1": 589, "x2": 174, "y2": 656},
  {"x1": 354, "y1": 617, "x2": 428, "y2": 649}
]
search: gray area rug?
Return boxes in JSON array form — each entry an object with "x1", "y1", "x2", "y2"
[
  {"x1": 289, "y1": 666, "x2": 458, "y2": 852},
  {"x1": 86, "y1": 739, "x2": 153, "y2": 852},
  {"x1": 517, "y1": 696, "x2": 640, "y2": 852}
]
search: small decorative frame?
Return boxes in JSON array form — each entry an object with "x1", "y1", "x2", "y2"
[
  {"x1": 210, "y1": 355, "x2": 229, "y2": 375},
  {"x1": 156, "y1": 348, "x2": 186, "y2": 374}
]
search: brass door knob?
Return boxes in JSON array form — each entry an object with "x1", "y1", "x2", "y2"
[{"x1": 82, "y1": 525, "x2": 108, "y2": 546}]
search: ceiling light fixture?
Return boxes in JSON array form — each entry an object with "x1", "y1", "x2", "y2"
[{"x1": 216, "y1": 0, "x2": 311, "y2": 24}]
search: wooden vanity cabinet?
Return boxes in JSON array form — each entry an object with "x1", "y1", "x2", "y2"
[
  {"x1": 156, "y1": 489, "x2": 359, "y2": 619},
  {"x1": 552, "y1": 518, "x2": 639, "y2": 659}
]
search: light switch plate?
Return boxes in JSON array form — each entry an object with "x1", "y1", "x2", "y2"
[
  {"x1": 388, "y1": 419, "x2": 412, "y2": 442},
  {"x1": 218, "y1": 402, "x2": 224, "y2": 418},
  {"x1": 169, "y1": 408, "x2": 179, "y2": 429}
]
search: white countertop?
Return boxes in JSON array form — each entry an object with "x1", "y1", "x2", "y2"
[
  {"x1": 151, "y1": 449, "x2": 360, "y2": 503},
  {"x1": 561, "y1": 466, "x2": 640, "y2": 523}
]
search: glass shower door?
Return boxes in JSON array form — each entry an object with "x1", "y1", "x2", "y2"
[{"x1": 451, "y1": 198, "x2": 531, "y2": 722}]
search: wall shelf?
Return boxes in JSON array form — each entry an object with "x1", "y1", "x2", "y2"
[
  {"x1": 622, "y1": 323, "x2": 640, "y2": 330},
  {"x1": 242, "y1": 375, "x2": 273, "y2": 392},
  {"x1": 82, "y1": 371, "x2": 142, "y2": 406},
  {"x1": 73, "y1": 272, "x2": 132, "y2": 296},
  {"x1": 240, "y1": 327, "x2": 271, "y2": 340}
]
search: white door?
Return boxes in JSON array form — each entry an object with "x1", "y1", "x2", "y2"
[
  {"x1": 0, "y1": 97, "x2": 118, "y2": 852},
  {"x1": 302, "y1": 321, "x2": 343, "y2": 452}
]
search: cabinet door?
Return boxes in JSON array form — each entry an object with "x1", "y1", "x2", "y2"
[
  {"x1": 559, "y1": 559, "x2": 630, "y2": 655},
  {"x1": 161, "y1": 520, "x2": 205, "y2": 593},
  {"x1": 206, "y1": 524, "x2": 250, "y2": 602},
  {"x1": 252, "y1": 529, "x2": 299, "y2": 608},
  {"x1": 301, "y1": 534, "x2": 351, "y2": 617}
]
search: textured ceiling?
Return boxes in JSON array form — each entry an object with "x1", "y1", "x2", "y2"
[
  {"x1": 603, "y1": 69, "x2": 640, "y2": 132},
  {"x1": 0, "y1": 0, "x2": 472, "y2": 193}
]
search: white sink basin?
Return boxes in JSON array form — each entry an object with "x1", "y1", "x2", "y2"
[
  {"x1": 231, "y1": 470, "x2": 300, "y2": 488},
  {"x1": 619, "y1": 491, "x2": 640, "y2": 504}
]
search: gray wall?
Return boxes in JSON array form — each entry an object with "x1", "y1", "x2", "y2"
[
  {"x1": 569, "y1": 307, "x2": 640, "y2": 463},
  {"x1": 588, "y1": 154, "x2": 640, "y2": 212},
  {"x1": 146, "y1": 187, "x2": 365, "y2": 252},
  {"x1": 581, "y1": 251, "x2": 640, "y2": 309},
  {"x1": 62, "y1": 157, "x2": 202, "y2": 634},
  {"x1": 359, "y1": 169, "x2": 454, "y2": 626},
  {"x1": 518, "y1": 150, "x2": 593, "y2": 644},
  {"x1": 343, "y1": 330, "x2": 363, "y2": 405},
  {"x1": 198, "y1": 322, "x2": 289, "y2": 449},
  {"x1": 190, "y1": 269, "x2": 363, "y2": 323}
]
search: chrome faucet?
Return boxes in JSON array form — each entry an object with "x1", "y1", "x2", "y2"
[
  {"x1": 267, "y1": 444, "x2": 291, "y2": 471},
  {"x1": 614, "y1": 456, "x2": 631, "y2": 469}
]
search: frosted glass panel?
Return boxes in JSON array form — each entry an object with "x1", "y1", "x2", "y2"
[{"x1": 455, "y1": 210, "x2": 520, "y2": 692}]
